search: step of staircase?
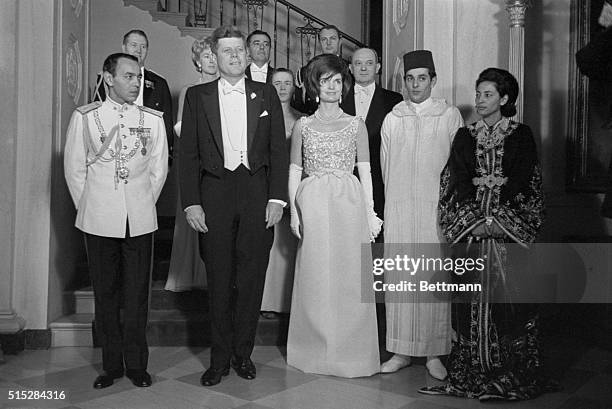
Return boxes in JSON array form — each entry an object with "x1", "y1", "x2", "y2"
[
  {"x1": 124, "y1": 0, "x2": 158, "y2": 12},
  {"x1": 49, "y1": 311, "x2": 288, "y2": 347},
  {"x1": 150, "y1": 10, "x2": 189, "y2": 27}
]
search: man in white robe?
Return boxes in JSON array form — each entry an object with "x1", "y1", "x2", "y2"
[{"x1": 380, "y1": 50, "x2": 463, "y2": 380}]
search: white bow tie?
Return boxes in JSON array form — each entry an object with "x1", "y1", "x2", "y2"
[
  {"x1": 355, "y1": 86, "x2": 371, "y2": 96},
  {"x1": 251, "y1": 66, "x2": 267, "y2": 73},
  {"x1": 222, "y1": 82, "x2": 245, "y2": 95}
]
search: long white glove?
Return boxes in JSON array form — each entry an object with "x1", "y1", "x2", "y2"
[
  {"x1": 288, "y1": 163, "x2": 303, "y2": 239},
  {"x1": 356, "y1": 162, "x2": 383, "y2": 242}
]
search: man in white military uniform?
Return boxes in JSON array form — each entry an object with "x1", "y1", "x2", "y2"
[{"x1": 64, "y1": 53, "x2": 168, "y2": 389}]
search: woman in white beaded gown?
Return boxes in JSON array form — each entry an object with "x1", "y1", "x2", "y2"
[
  {"x1": 286, "y1": 54, "x2": 382, "y2": 377},
  {"x1": 165, "y1": 37, "x2": 218, "y2": 291}
]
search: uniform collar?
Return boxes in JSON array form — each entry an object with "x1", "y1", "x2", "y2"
[{"x1": 105, "y1": 96, "x2": 137, "y2": 111}]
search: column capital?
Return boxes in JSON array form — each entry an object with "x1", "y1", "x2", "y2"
[{"x1": 505, "y1": 0, "x2": 530, "y2": 27}]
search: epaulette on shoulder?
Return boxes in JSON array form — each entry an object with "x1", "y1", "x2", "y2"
[
  {"x1": 140, "y1": 105, "x2": 163, "y2": 118},
  {"x1": 76, "y1": 101, "x2": 102, "y2": 114}
]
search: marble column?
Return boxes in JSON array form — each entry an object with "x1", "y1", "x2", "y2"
[
  {"x1": 0, "y1": 0, "x2": 26, "y2": 356},
  {"x1": 506, "y1": 0, "x2": 529, "y2": 122}
]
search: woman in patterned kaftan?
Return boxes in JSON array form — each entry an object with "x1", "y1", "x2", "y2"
[{"x1": 421, "y1": 68, "x2": 556, "y2": 400}]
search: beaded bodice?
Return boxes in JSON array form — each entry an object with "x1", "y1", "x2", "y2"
[{"x1": 301, "y1": 116, "x2": 358, "y2": 175}]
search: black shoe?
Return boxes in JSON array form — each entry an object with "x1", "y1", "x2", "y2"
[
  {"x1": 93, "y1": 370, "x2": 124, "y2": 389},
  {"x1": 125, "y1": 370, "x2": 152, "y2": 387},
  {"x1": 200, "y1": 366, "x2": 230, "y2": 386},
  {"x1": 231, "y1": 357, "x2": 256, "y2": 380}
]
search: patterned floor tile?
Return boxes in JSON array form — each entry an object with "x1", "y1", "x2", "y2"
[
  {"x1": 146, "y1": 346, "x2": 209, "y2": 375},
  {"x1": 175, "y1": 363, "x2": 318, "y2": 401},
  {"x1": 254, "y1": 378, "x2": 415, "y2": 409},
  {"x1": 397, "y1": 400, "x2": 456, "y2": 409},
  {"x1": 333, "y1": 364, "x2": 430, "y2": 399},
  {"x1": 249, "y1": 346, "x2": 286, "y2": 365},
  {"x1": 11, "y1": 363, "x2": 134, "y2": 405},
  {"x1": 154, "y1": 355, "x2": 207, "y2": 380},
  {"x1": 78, "y1": 379, "x2": 248, "y2": 409},
  {"x1": 233, "y1": 404, "x2": 276, "y2": 409}
]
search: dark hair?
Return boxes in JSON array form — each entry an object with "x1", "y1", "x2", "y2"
[
  {"x1": 122, "y1": 29, "x2": 148, "y2": 46},
  {"x1": 210, "y1": 25, "x2": 245, "y2": 53},
  {"x1": 272, "y1": 67, "x2": 294, "y2": 78},
  {"x1": 318, "y1": 25, "x2": 341, "y2": 40},
  {"x1": 304, "y1": 54, "x2": 351, "y2": 101},
  {"x1": 191, "y1": 36, "x2": 214, "y2": 72},
  {"x1": 246, "y1": 29, "x2": 271, "y2": 46},
  {"x1": 103, "y1": 53, "x2": 139, "y2": 76},
  {"x1": 476, "y1": 67, "x2": 518, "y2": 117}
]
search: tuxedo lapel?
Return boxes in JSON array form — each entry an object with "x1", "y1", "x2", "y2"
[
  {"x1": 245, "y1": 66, "x2": 252, "y2": 81},
  {"x1": 246, "y1": 80, "x2": 261, "y2": 152},
  {"x1": 342, "y1": 86, "x2": 356, "y2": 116},
  {"x1": 201, "y1": 80, "x2": 224, "y2": 157},
  {"x1": 143, "y1": 69, "x2": 153, "y2": 106},
  {"x1": 365, "y1": 85, "x2": 383, "y2": 127}
]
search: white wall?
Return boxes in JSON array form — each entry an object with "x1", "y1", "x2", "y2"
[{"x1": 89, "y1": 0, "x2": 199, "y2": 104}]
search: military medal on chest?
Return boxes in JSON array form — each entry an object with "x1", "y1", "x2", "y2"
[
  {"x1": 93, "y1": 107, "x2": 145, "y2": 188},
  {"x1": 132, "y1": 126, "x2": 151, "y2": 156}
]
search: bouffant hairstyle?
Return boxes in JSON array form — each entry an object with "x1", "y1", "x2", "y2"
[
  {"x1": 191, "y1": 37, "x2": 214, "y2": 73},
  {"x1": 304, "y1": 54, "x2": 351, "y2": 102},
  {"x1": 476, "y1": 67, "x2": 519, "y2": 118}
]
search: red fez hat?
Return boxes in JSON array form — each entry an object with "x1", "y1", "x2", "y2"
[{"x1": 403, "y1": 50, "x2": 435, "y2": 75}]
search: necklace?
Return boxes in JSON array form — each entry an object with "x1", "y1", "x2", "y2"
[{"x1": 314, "y1": 108, "x2": 343, "y2": 123}]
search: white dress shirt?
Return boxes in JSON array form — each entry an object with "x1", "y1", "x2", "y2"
[
  {"x1": 354, "y1": 82, "x2": 375, "y2": 120},
  {"x1": 218, "y1": 77, "x2": 250, "y2": 170},
  {"x1": 135, "y1": 66, "x2": 145, "y2": 106},
  {"x1": 249, "y1": 62, "x2": 269, "y2": 83}
]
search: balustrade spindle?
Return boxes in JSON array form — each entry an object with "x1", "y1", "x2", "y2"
[
  {"x1": 273, "y1": 0, "x2": 278, "y2": 67},
  {"x1": 233, "y1": 0, "x2": 237, "y2": 25},
  {"x1": 286, "y1": 5, "x2": 290, "y2": 68}
]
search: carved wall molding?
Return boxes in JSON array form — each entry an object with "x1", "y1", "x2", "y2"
[
  {"x1": 392, "y1": 55, "x2": 404, "y2": 95},
  {"x1": 71, "y1": 0, "x2": 83, "y2": 18},
  {"x1": 393, "y1": 0, "x2": 410, "y2": 36},
  {"x1": 65, "y1": 35, "x2": 82, "y2": 105}
]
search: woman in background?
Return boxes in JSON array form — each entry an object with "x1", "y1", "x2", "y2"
[
  {"x1": 260, "y1": 69, "x2": 303, "y2": 316},
  {"x1": 165, "y1": 37, "x2": 219, "y2": 291}
]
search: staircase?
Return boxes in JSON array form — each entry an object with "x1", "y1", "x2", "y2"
[
  {"x1": 50, "y1": 217, "x2": 289, "y2": 347},
  {"x1": 124, "y1": 0, "x2": 365, "y2": 71}
]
